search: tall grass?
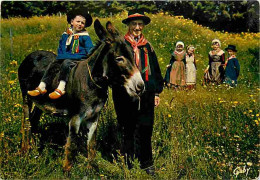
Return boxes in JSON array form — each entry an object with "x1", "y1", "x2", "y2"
[{"x1": 0, "y1": 13, "x2": 259, "y2": 179}]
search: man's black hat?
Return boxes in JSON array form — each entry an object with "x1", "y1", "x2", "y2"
[
  {"x1": 67, "y1": 9, "x2": 92, "y2": 27},
  {"x1": 122, "y1": 9, "x2": 151, "y2": 25},
  {"x1": 225, "y1": 45, "x2": 237, "y2": 52}
]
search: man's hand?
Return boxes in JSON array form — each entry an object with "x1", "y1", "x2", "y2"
[{"x1": 155, "y1": 96, "x2": 160, "y2": 107}]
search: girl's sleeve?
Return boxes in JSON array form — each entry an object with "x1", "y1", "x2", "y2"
[
  {"x1": 83, "y1": 35, "x2": 94, "y2": 54},
  {"x1": 170, "y1": 55, "x2": 175, "y2": 65},
  {"x1": 221, "y1": 53, "x2": 225, "y2": 65},
  {"x1": 208, "y1": 53, "x2": 211, "y2": 66}
]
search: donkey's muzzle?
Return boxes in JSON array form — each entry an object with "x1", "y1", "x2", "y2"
[{"x1": 136, "y1": 82, "x2": 145, "y2": 96}]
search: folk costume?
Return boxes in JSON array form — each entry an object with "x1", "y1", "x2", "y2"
[
  {"x1": 164, "y1": 41, "x2": 186, "y2": 87},
  {"x1": 185, "y1": 46, "x2": 196, "y2": 86},
  {"x1": 112, "y1": 10, "x2": 163, "y2": 174},
  {"x1": 224, "y1": 45, "x2": 240, "y2": 87},
  {"x1": 55, "y1": 28, "x2": 93, "y2": 83},
  {"x1": 28, "y1": 9, "x2": 93, "y2": 99},
  {"x1": 204, "y1": 39, "x2": 225, "y2": 84}
]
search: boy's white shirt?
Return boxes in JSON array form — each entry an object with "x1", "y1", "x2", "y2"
[{"x1": 63, "y1": 27, "x2": 89, "y2": 46}]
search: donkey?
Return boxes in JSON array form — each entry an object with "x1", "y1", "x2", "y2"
[{"x1": 18, "y1": 19, "x2": 144, "y2": 171}]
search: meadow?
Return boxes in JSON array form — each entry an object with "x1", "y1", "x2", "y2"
[{"x1": 0, "y1": 12, "x2": 259, "y2": 179}]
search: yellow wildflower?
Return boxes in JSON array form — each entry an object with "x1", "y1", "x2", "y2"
[
  {"x1": 254, "y1": 120, "x2": 259, "y2": 126},
  {"x1": 249, "y1": 110, "x2": 253, "y2": 113},
  {"x1": 10, "y1": 60, "x2": 17, "y2": 66},
  {"x1": 247, "y1": 162, "x2": 253, "y2": 166},
  {"x1": 168, "y1": 114, "x2": 172, "y2": 118},
  {"x1": 9, "y1": 70, "x2": 16, "y2": 74},
  {"x1": 8, "y1": 80, "x2": 15, "y2": 85},
  {"x1": 14, "y1": 104, "x2": 22, "y2": 108},
  {"x1": 256, "y1": 114, "x2": 259, "y2": 117}
]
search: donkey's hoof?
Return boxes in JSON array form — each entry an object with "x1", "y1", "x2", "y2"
[{"x1": 63, "y1": 161, "x2": 72, "y2": 173}]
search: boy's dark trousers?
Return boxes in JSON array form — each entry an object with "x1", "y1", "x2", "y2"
[
  {"x1": 41, "y1": 59, "x2": 78, "y2": 84},
  {"x1": 112, "y1": 88, "x2": 155, "y2": 169}
]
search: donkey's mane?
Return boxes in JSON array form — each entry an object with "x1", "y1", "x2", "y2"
[
  {"x1": 85, "y1": 41, "x2": 105, "y2": 67},
  {"x1": 87, "y1": 41, "x2": 102, "y2": 58}
]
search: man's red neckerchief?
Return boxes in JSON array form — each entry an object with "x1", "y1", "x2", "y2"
[{"x1": 124, "y1": 32, "x2": 149, "y2": 81}]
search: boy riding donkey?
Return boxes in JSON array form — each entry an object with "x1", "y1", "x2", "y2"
[{"x1": 28, "y1": 9, "x2": 93, "y2": 99}]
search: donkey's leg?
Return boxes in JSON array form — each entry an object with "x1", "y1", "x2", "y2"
[
  {"x1": 86, "y1": 115, "x2": 99, "y2": 161},
  {"x1": 29, "y1": 107, "x2": 43, "y2": 134},
  {"x1": 63, "y1": 114, "x2": 85, "y2": 172}
]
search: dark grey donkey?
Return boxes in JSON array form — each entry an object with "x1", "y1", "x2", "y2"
[{"x1": 18, "y1": 19, "x2": 144, "y2": 171}]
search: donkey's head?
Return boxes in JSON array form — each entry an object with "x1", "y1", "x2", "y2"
[{"x1": 93, "y1": 19, "x2": 144, "y2": 97}]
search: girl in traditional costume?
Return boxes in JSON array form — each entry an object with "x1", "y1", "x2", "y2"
[
  {"x1": 164, "y1": 41, "x2": 186, "y2": 89},
  {"x1": 204, "y1": 39, "x2": 225, "y2": 85},
  {"x1": 185, "y1": 45, "x2": 196, "y2": 90}
]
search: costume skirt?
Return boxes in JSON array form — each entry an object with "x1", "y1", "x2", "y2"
[
  {"x1": 169, "y1": 61, "x2": 185, "y2": 86},
  {"x1": 186, "y1": 62, "x2": 196, "y2": 85}
]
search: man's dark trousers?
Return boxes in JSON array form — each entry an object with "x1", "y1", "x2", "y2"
[{"x1": 112, "y1": 88, "x2": 155, "y2": 169}]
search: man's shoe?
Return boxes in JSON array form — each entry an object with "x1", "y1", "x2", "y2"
[
  {"x1": 144, "y1": 166, "x2": 155, "y2": 176},
  {"x1": 27, "y1": 87, "x2": 47, "y2": 96},
  {"x1": 49, "y1": 89, "x2": 65, "y2": 100}
]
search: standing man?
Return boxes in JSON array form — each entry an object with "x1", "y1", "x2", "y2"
[{"x1": 112, "y1": 10, "x2": 164, "y2": 175}]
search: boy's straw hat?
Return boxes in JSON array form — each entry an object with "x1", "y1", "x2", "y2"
[{"x1": 67, "y1": 8, "x2": 92, "y2": 27}]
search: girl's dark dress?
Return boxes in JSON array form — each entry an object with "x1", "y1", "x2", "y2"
[{"x1": 204, "y1": 50, "x2": 225, "y2": 84}]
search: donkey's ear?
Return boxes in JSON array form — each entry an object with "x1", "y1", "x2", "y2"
[
  {"x1": 106, "y1": 21, "x2": 120, "y2": 37},
  {"x1": 94, "y1": 19, "x2": 109, "y2": 40}
]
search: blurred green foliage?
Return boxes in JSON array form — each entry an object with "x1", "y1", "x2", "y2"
[{"x1": 1, "y1": 1, "x2": 259, "y2": 32}]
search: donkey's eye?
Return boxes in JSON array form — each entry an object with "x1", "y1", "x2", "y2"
[{"x1": 115, "y1": 56, "x2": 125, "y2": 63}]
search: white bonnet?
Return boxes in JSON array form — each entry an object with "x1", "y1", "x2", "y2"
[
  {"x1": 187, "y1": 45, "x2": 195, "y2": 51},
  {"x1": 176, "y1": 41, "x2": 184, "y2": 47},
  {"x1": 212, "y1": 39, "x2": 221, "y2": 47}
]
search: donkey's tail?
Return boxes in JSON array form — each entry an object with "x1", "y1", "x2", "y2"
[{"x1": 18, "y1": 54, "x2": 34, "y2": 152}]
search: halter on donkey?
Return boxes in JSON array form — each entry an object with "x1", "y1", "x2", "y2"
[{"x1": 18, "y1": 19, "x2": 145, "y2": 172}]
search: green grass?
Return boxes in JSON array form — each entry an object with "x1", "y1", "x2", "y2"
[{"x1": 0, "y1": 13, "x2": 259, "y2": 179}]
